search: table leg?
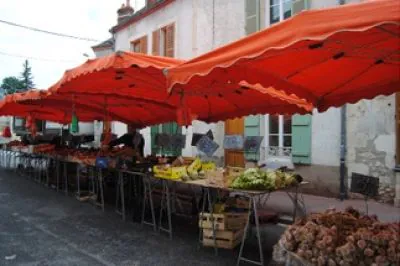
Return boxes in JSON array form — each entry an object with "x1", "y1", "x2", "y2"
[
  {"x1": 99, "y1": 169, "x2": 105, "y2": 212},
  {"x1": 207, "y1": 188, "x2": 218, "y2": 256},
  {"x1": 46, "y1": 158, "x2": 50, "y2": 186},
  {"x1": 120, "y1": 172, "x2": 125, "y2": 221},
  {"x1": 141, "y1": 177, "x2": 157, "y2": 232},
  {"x1": 76, "y1": 164, "x2": 80, "y2": 197},
  {"x1": 159, "y1": 180, "x2": 173, "y2": 239},
  {"x1": 56, "y1": 160, "x2": 60, "y2": 192},
  {"x1": 237, "y1": 196, "x2": 264, "y2": 266},
  {"x1": 64, "y1": 162, "x2": 68, "y2": 196},
  {"x1": 198, "y1": 188, "x2": 207, "y2": 249}
]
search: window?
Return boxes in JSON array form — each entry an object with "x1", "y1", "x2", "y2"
[
  {"x1": 151, "y1": 23, "x2": 179, "y2": 156},
  {"x1": 152, "y1": 23, "x2": 175, "y2": 57},
  {"x1": 269, "y1": 115, "x2": 292, "y2": 149},
  {"x1": 130, "y1": 36, "x2": 147, "y2": 54},
  {"x1": 245, "y1": 0, "x2": 260, "y2": 35},
  {"x1": 270, "y1": 0, "x2": 306, "y2": 25},
  {"x1": 270, "y1": 0, "x2": 292, "y2": 25}
]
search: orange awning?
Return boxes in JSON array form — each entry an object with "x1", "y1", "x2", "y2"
[
  {"x1": 47, "y1": 51, "x2": 187, "y2": 126},
  {"x1": 0, "y1": 90, "x2": 106, "y2": 124},
  {"x1": 166, "y1": 0, "x2": 400, "y2": 112}
]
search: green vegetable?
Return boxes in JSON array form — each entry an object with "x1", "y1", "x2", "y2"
[{"x1": 230, "y1": 168, "x2": 298, "y2": 191}]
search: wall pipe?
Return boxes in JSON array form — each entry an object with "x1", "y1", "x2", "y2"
[{"x1": 339, "y1": 0, "x2": 347, "y2": 201}]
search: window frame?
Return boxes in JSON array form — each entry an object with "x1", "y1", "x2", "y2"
[
  {"x1": 268, "y1": 115, "x2": 292, "y2": 149},
  {"x1": 269, "y1": 0, "x2": 294, "y2": 25},
  {"x1": 130, "y1": 35, "x2": 148, "y2": 54}
]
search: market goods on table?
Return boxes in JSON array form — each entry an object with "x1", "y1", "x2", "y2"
[
  {"x1": 279, "y1": 207, "x2": 400, "y2": 266},
  {"x1": 153, "y1": 156, "x2": 216, "y2": 181},
  {"x1": 229, "y1": 168, "x2": 301, "y2": 191}
]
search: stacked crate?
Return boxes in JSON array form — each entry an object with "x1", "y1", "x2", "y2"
[{"x1": 199, "y1": 212, "x2": 248, "y2": 249}]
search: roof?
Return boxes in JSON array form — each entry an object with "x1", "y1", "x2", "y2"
[
  {"x1": 110, "y1": 0, "x2": 175, "y2": 34},
  {"x1": 91, "y1": 38, "x2": 114, "y2": 50}
]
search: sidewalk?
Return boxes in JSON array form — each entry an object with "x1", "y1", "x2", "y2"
[{"x1": 263, "y1": 192, "x2": 400, "y2": 222}]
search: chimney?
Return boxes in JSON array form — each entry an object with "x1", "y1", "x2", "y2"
[{"x1": 117, "y1": 0, "x2": 134, "y2": 24}]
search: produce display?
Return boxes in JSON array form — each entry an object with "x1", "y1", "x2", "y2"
[
  {"x1": 279, "y1": 207, "x2": 400, "y2": 266},
  {"x1": 6, "y1": 140, "x2": 26, "y2": 148},
  {"x1": 230, "y1": 168, "x2": 301, "y2": 190},
  {"x1": 153, "y1": 157, "x2": 216, "y2": 181}
]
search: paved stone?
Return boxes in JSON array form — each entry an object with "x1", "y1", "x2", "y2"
[{"x1": 0, "y1": 170, "x2": 281, "y2": 266}]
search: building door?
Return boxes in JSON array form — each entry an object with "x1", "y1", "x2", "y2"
[{"x1": 225, "y1": 118, "x2": 245, "y2": 167}]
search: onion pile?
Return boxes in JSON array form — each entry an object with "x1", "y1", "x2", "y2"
[{"x1": 279, "y1": 207, "x2": 400, "y2": 266}]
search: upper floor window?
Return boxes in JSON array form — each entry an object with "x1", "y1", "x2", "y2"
[
  {"x1": 270, "y1": 0, "x2": 292, "y2": 24},
  {"x1": 270, "y1": 0, "x2": 306, "y2": 25},
  {"x1": 152, "y1": 23, "x2": 175, "y2": 57},
  {"x1": 130, "y1": 36, "x2": 148, "y2": 54}
]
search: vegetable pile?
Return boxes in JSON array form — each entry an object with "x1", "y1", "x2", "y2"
[
  {"x1": 229, "y1": 168, "x2": 300, "y2": 190},
  {"x1": 280, "y1": 207, "x2": 400, "y2": 266}
]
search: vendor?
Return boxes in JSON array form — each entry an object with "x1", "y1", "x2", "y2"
[{"x1": 106, "y1": 124, "x2": 145, "y2": 158}]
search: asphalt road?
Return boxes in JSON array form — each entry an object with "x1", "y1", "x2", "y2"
[{"x1": 0, "y1": 169, "x2": 283, "y2": 266}]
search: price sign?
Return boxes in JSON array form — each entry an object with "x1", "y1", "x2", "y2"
[
  {"x1": 223, "y1": 135, "x2": 244, "y2": 150},
  {"x1": 196, "y1": 135, "x2": 219, "y2": 157},
  {"x1": 170, "y1": 134, "x2": 186, "y2": 149},
  {"x1": 155, "y1": 133, "x2": 170, "y2": 147},
  {"x1": 191, "y1": 133, "x2": 204, "y2": 146},
  {"x1": 191, "y1": 130, "x2": 214, "y2": 146},
  {"x1": 350, "y1": 173, "x2": 379, "y2": 197},
  {"x1": 244, "y1": 136, "x2": 264, "y2": 152}
]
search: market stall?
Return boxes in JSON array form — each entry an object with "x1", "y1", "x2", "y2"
[{"x1": 0, "y1": 1, "x2": 398, "y2": 266}]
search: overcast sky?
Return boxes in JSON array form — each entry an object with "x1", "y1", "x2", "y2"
[{"x1": 0, "y1": 0, "x2": 145, "y2": 90}]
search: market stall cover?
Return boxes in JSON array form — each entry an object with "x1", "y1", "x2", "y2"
[
  {"x1": 48, "y1": 51, "x2": 185, "y2": 127},
  {"x1": 0, "y1": 90, "x2": 76, "y2": 124},
  {"x1": 166, "y1": 0, "x2": 400, "y2": 112}
]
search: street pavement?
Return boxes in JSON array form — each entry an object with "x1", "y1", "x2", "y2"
[
  {"x1": 0, "y1": 169, "x2": 282, "y2": 266},
  {"x1": 1, "y1": 169, "x2": 398, "y2": 266}
]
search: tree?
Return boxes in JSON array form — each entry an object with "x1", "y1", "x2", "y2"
[
  {"x1": 20, "y1": 60, "x2": 35, "y2": 90},
  {"x1": 0, "y1": 76, "x2": 24, "y2": 95}
]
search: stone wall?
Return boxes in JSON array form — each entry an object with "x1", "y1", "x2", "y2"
[{"x1": 346, "y1": 95, "x2": 396, "y2": 202}]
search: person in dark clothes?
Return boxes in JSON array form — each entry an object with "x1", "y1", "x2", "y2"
[{"x1": 106, "y1": 125, "x2": 145, "y2": 158}]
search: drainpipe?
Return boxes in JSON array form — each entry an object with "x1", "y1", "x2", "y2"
[
  {"x1": 338, "y1": 0, "x2": 347, "y2": 201},
  {"x1": 340, "y1": 105, "x2": 347, "y2": 200}
]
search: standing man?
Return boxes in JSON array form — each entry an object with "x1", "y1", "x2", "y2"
[{"x1": 105, "y1": 124, "x2": 145, "y2": 158}]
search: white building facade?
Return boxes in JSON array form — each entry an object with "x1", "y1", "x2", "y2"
[{"x1": 93, "y1": 0, "x2": 399, "y2": 205}]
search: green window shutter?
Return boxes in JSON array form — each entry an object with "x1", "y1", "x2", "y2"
[
  {"x1": 151, "y1": 125, "x2": 160, "y2": 155},
  {"x1": 292, "y1": 0, "x2": 307, "y2": 15},
  {"x1": 245, "y1": 0, "x2": 260, "y2": 35},
  {"x1": 158, "y1": 122, "x2": 182, "y2": 156},
  {"x1": 245, "y1": 115, "x2": 260, "y2": 161},
  {"x1": 291, "y1": 114, "x2": 312, "y2": 164}
]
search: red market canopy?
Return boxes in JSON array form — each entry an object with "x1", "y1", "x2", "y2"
[
  {"x1": 166, "y1": 0, "x2": 400, "y2": 112},
  {"x1": 5, "y1": 90, "x2": 178, "y2": 128},
  {"x1": 49, "y1": 51, "x2": 183, "y2": 102},
  {"x1": 0, "y1": 90, "x2": 106, "y2": 124},
  {"x1": 47, "y1": 51, "x2": 188, "y2": 126}
]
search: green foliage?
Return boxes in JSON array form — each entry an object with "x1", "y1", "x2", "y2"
[
  {"x1": 1, "y1": 59, "x2": 35, "y2": 95},
  {"x1": 1, "y1": 76, "x2": 24, "y2": 95},
  {"x1": 20, "y1": 60, "x2": 35, "y2": 90}
]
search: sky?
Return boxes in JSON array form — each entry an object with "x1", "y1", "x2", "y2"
[{"x1": 0, "y1": 0, "x2": 145, "y2": 90}]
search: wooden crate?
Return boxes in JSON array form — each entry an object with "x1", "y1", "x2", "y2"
[
  {"x1": 199, "y1": 212, "x2": 248, "y2": 230},
  {"x1": 202, "y1": 228, "x2": 244, "y2": 249}
]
